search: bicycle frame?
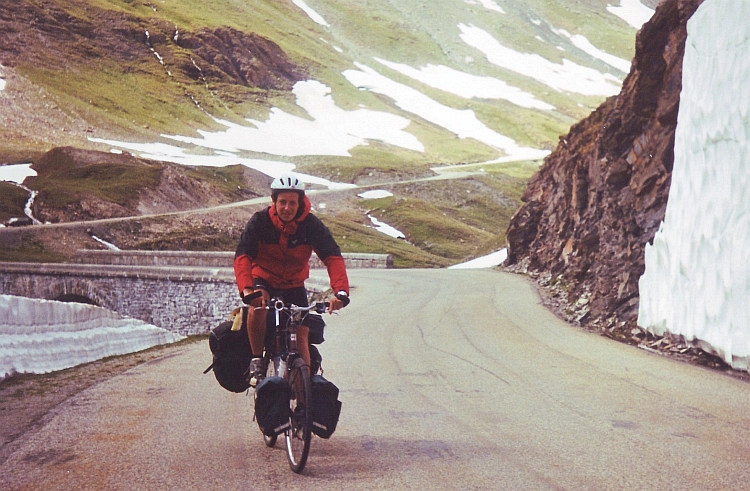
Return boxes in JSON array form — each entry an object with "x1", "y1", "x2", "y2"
[
  {"x1": 265, "y1": 298, "x2": 326, "y2": 375},
  {"x1": 244, "y1": 294, "x2": 328, "y2": 473}
]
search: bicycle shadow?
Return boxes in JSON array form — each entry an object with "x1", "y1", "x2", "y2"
[{"x1": 297, "y1": 434, "x2": 470, "y2": 480}]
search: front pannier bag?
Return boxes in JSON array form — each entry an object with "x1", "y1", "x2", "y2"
[
  {"x1": 310, "y1": 374, "x2": 342, "y2": 439},
  {"x1": 204, "y1": 319, "x2": 252, "y2": 393},
  {"x1": 255, "y1": 376, "x2": 292, "y2": 437}
]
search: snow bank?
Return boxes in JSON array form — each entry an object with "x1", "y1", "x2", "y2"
[
  {"x1": 638, "y1": 0, "x2": 750, "y2": 371},
  {"x1": 0, "y1": 295, "x2": 184, "y2": 379},
  {"x1": 448, "y1": 249, "x2": 507, "y2": 269}
]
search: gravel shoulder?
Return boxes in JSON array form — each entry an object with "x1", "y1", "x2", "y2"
[{"x1": 0, "y1": 337, "x2": 203, "y2": 466}]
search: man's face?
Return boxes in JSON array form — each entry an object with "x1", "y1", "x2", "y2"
[{"x1": 274, "y1": 191, "x2": 300, "y2": 223}]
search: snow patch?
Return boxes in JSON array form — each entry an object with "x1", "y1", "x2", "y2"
[
  {"x1": 459, "y1": 24, "x2": 622, "y2": 96},
  {"x1": 374, "y1": 58, "x2": 555, "y2": 110},
  {"x1": 293, "y1": 0, "x2": 329, "y2": 27},
  {"x1": 551, "y1": 28, "x2": 632, "y2": 73},
  {"x1": 344, "y1": 63, "x2": 549, "y2": 160},
  {"x1": 161, "y1": 80, "x2": 424, "y2": 157},
  {"x1": 367, "y1": 214, "x2": 405, "y2": 239},
  {"x1": 0, "y1": 295, "x2": 184, "y2": 380},
  {"x1": 638, "y1": 0, "x2": 750, "y2": 371},
  {"x1": 92, "y1": 236, "x2": 121, "y2": 251},
  {"x1": 448, "y1": 249, "x2": 507, "y2": 269},
  {"x1": 607, "y1": 0, "x2": 655, "y2": 29},
  {"x1": 88, "y1": 138, "x2": 356, "y2": 191},
  {"x1": 464, "y1": 0, "x2": 505, "y2": 14},
  {"x1": 359, "y1": 190, "x2": 393, "y2": 199},
  {"x1": 0, "y1": 163, "x2": 36, "y2": 184}
]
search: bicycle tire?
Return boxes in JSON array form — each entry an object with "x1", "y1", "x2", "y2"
[
  {"x1": 262, "y1": 356, "x2": 279, "y2": 448},
  {"x1": 285, "y1": 356, "x2": 312, "y2": 473}
]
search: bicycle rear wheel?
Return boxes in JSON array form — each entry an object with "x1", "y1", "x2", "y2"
[{"x1": 285, "y1": 356, "x2": 312, "y2": 473}]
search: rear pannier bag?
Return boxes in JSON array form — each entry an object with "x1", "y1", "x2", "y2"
[
  {"x1": 310, "y1": 374, "x2": 342, "y2": 439},
  {"x1": 254, "y1": 376, "x2": 292, "y2": 437},
  {"x1": 204, "y1": 319, "x2": 252, "y2": 393}
]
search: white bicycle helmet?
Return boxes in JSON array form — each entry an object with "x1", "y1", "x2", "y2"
[{"x1": 270, "y1": 173, "x2": 306, "y2": 191}]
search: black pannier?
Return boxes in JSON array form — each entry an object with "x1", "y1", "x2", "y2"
[
  {"x1": 306, "y1": 313, "x2": 326, "y2": 345},
  {"x1": 204, "y1": 318, "x2": 252, "y2": 393},
  {"x1": 255, "y1": 376, "x2": 292, "y2": 437},
  {"x1": 310, "y1": 374, "x2": 342, "y2": 439}
]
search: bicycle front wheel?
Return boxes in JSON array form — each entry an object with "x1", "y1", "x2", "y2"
[
  {"x1": 262, "y1": 356, "x2": 280, "y2": 448},
  {"x1": 285, "y1": 356, "x2": 312, "y2": 473}
]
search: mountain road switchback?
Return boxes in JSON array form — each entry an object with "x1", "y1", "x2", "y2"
[{"x1": 1, "y1": 269, "x2": 748, "y2": 490}]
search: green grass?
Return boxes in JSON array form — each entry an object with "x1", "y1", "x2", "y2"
[
  {"x1": 352, "y1": 172, "x2": 527, "y2": 263},
  {"x1": 433, "y1": 159, "x2": 543, "y2": 180},
  {"x1": 184, "y1": 165, "x2": 254, "y2": 198},
  {"x1": 131, "y1": 224, "x2": 239, "y2": 251},
  {"x1": 358, "y1": 195, "x2": 491, "y2": 260},
  {"x1": 319, "y1": 213, "x2": 449, "y2": 269},
  {"x1": 0, "y1": 241, "x2": 68, "y2": 263},
  {"x1": 0, "y1": 182, "x2": 30, "y2": 223},
  {"x1": 27, "y1": 161, "x2": 162, "y2": 209},
  {"x1": 296, "y1": 148, "x2": 434, "y2": 184}
]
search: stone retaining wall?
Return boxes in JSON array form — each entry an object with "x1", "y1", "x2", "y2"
[
  {"x1": 0, "y1": 250, "x2": 389, "y2": 335},
  {"x1": 0, "y1": 262, "x2": 237, "y2": 336},
  {"x1": 72, "y1": 250, "x2": 393, "y2": 269}
]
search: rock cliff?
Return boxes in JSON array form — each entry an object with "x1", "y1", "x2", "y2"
[{"x1": 505, "y1": 0, "x2": 704, "y2": 333}]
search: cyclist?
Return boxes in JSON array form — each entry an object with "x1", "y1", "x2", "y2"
[{"x1": 234, "y1": 173, "x2": 350, "y2": 386}]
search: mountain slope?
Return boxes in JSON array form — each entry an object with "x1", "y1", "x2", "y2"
[
  {"x1": 1, "y1": 0, "x2": 640, "y2": 162},
  {"x1": 0, "y1": 0, "x2": 647, "y2": 265}
]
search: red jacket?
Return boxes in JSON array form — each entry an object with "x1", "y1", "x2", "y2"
[{"x1": 234, "y1": 196, "x2": 349, "y2": 295}]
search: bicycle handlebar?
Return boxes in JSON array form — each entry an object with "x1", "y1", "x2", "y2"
[
  {"x1": 269, "y1": 299, "x2": 329, "y2": 315},
  {"x1": 242, "y1": 290, "x2": 348, "y2": 312},
  {"x1": 242, "y1": 291, "x2": 329, "y2": 315}
]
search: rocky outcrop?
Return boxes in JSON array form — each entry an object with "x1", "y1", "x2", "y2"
[
  {"x1": 0, "y1": 1, "x2": 305, "y2": 93},
  {"x1": 175, "y1": 27, "x2": 305, "y2": 91},
  {"x1": 505, "y1": 0, "x2": 704, "y2": 329}
]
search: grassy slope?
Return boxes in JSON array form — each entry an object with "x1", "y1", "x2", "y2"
[
  {"x1": 26, "y1": 161, "x2": 162, "y2": 209},
  {"x1": 5, "y1": 0, "x2": 637, "y2": 155}
]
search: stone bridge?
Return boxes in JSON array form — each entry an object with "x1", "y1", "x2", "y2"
[{"x1": 0, "y1": 251, "x2": 392, "y2": 335}]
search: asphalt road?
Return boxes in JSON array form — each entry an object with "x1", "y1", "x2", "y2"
[{"x1": 2, "y1": 269, "x2": 749, "y2": 490}]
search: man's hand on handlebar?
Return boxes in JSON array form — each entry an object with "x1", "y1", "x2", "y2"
[
  {"x1": 328, "y1": 291, "x2": 350, "y2": 314},
  {"x1": 242, "y1": 288, "x2": 269, "y2": 308}
]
